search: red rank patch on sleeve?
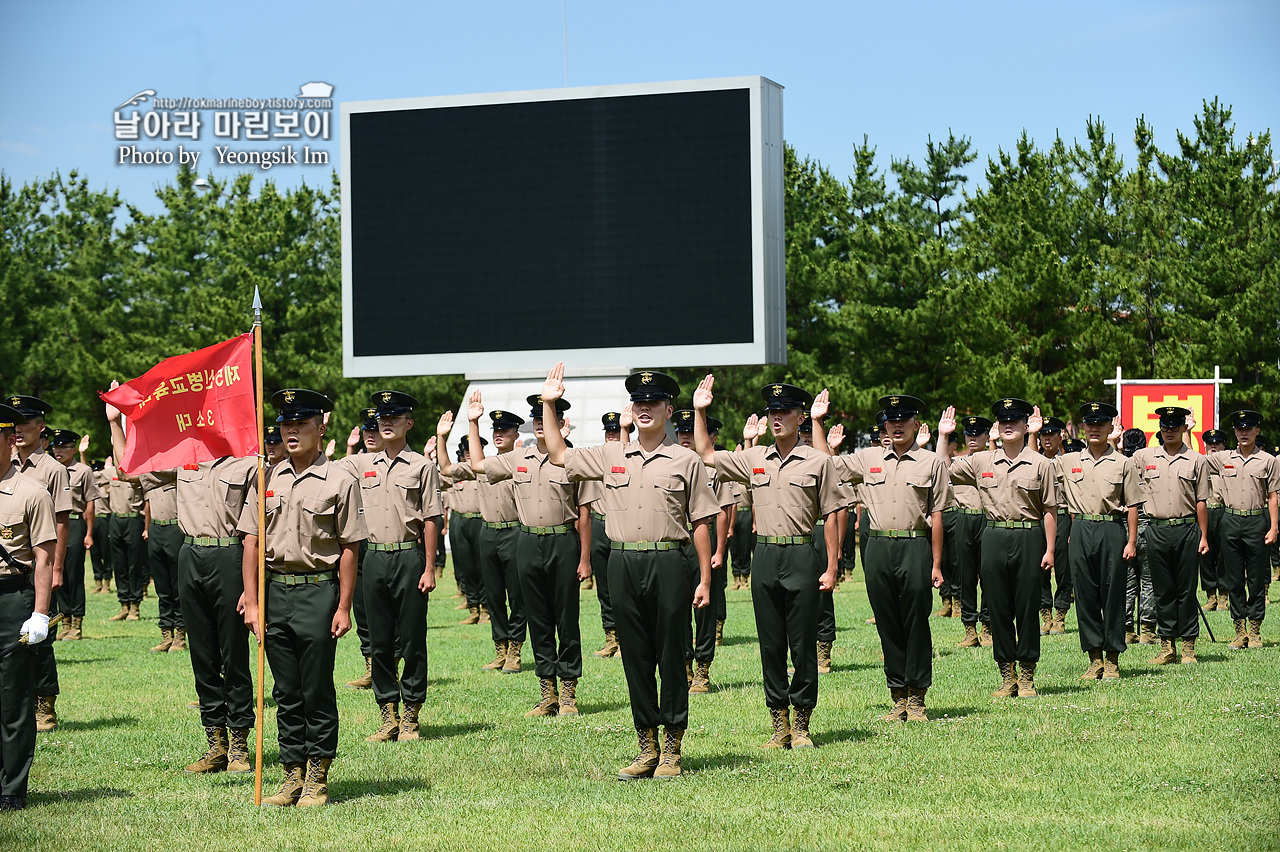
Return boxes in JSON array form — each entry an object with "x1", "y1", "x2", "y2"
[
  {"x1": 364, "y1": 471, "x2": 377, "y2": 477},
  {"x1": 265, "y1": 490, "x2": 273, "y2": 497},
  {"x1": 981, "y1": 472, "x2": 995, "y2": 478},
  {"x1": 753, "y1": 468, "x2": 766, "y2": 474},
  {"x1": 516, "y1": 466, "x2": 528, "y2": 473},
  {"x1": 1071, "y1": 468, "x2": 1083, "y2": 473},
  {"x1": 183, "y1": 464, "x2": 199, "y2": 470},
  {"x1": 611, "y1": 466, "x2": 627, "y2": 473}
]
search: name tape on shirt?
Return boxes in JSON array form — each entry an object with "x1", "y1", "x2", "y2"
[
  {"x1": 1147, "y1": 465, "x2": 1157, "y2": 470},
  {"x1": 265, "y1": 490, "x2": 273, "y2": 497},
  {"x1": 753, "y1": 468, "x2": 766, "y2": 474},
  {"x1": 184, "y1": 464, "x2": 199, "y2": 470},
  {"x1": 364, "y1": 471, "x2": 377, "y2": 477},
  {"x1": 611, "y1": 466, "x2": 626, "y2": 473},
  {"x1": 981, "y1": 472, "x2": 994, "y2": 478},
  {"x1": 516, "y1": 466, "x2": 528, "y2": 473},
  {"x1": 1071, "y1": 468, "x2": 1083, "y2": 473},
  {"x1": 870, "y1": 467, "x2": 882, "y2": 474}
]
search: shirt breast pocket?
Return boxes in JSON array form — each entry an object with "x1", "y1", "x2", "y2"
[
  {"x1": 653, "y1": 474, "x2": 686, "y2": 514},
  {"x1": 221, "y1": 475, "x2": 248, "y2": 512},
  {"x1": 359, "y1": 476, "x2": 381, "y2": 508},
  {"x1": 787, "y1": 472, "x2": 817, "y2": 505},
  {"x1": 300, "y1": 497, "x2": 337, "y2": 541},
  {"x1": 0, "y1": 512, "x2": 28, "y2": 551},
  {"x1": 604, "y1": 472, "x2": 630, "y2": 511},
  {"x1": 395, "y1": 476, "x2": 423, "y2": 517},
  {"x1": 750, "y1": 472, "x2": 772, "y2": 506}
]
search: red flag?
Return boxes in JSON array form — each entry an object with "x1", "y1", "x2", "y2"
[{"x1": 101, "y1": 334, "x2": 256, "y2": 475}]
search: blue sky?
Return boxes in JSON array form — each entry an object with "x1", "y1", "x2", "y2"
[{"x1": 2, "y1": 0, "x2": 1277, "y2": 215}]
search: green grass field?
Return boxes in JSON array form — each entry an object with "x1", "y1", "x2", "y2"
[{"x1": 4, "y1": 561, "x2": 1279, "y2": 852}]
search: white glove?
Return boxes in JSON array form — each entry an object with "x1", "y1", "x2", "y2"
[{"x1": 20, "y1": 612, "x2": 50, "y2": 645}]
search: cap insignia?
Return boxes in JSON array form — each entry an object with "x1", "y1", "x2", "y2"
[
  {"x1": 889, "y1": 396, "x2": 900, "y2": 406},
  {"x1": 1004, "y1": 399, "x2": 1013, "y2": 408},
  {"x1": 8, "y1": 397, "x2": 19, "y2": 407},
  {"x1": 283, "y1": 390, "x2": 296, "y2": 404},
  {"x1": 640, "y1": 372, "x2": 654, "y2": 385},
  {"x1": 381, "y1": 391, "x2": 392, "y2": 403},
  {"x1": 773, "y1": 385, "x2": 783, "y2": 396},
  {"x1": 1090, "y1": 403, "x2": 1099, "y2": 411}
]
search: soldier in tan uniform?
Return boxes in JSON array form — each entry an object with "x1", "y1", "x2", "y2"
[
  {"x1": 1035, "y1": 417, "x2": 1073, "y2": 635},
  {"x1": 106, "y1": 448, "x2": 146, "y2": 622},
  {"x1": 673, "y1": 410, "x2": 734, "y2": 694},
  {"x1": 0, "y1": 402, "x2": 57, "y2": 811},
  {"x1": 139, "y1": 468, "x2": 185, "y2": 652},
  {"x1": 87, "y1": 453, "x2": 114, "y2": 594},
  {"x1": 436, "y1": 407, "x2": 526, "y2": 674},
  {"x1": 1132, "y1": 406, "x2": 1210, "y2": 663},
  {"x1": 937, "y1": 400, "x2": 1056, "y2": 697},
  {"x1": 105, "y1": 395, "x2": 258, "y2": 774},
  {"x1": 460, "y1": 393, "x2": 591, "y2": 716},
  {"x1": 1204, "y1": 409, "x2": 1280, "y2": 649},
  {"x1": 1199, "y1": 429, "x2": 1229, "y2": 611},
  {"x1": 6, "y1": 396, "x2": 70, "y2": 733},
  {"x1": 341, "y1": 408, "x2": 383, "y2": 690},
  {"x1": 338, "y1": 391, "x2": 442, "y2": 741},
  {"x1": 694, "y1": 379, "x2": 842, "y2": 748},
  {"x1": 947, "y1": 416, "x2": 994, "y2": 647},
  {"x1": 444, "y1": 435, "x2": 486, "y2": 626},
  {"x1": 1055, "y1": 402, "x2": 1143, "y2": 680},
  {"x1": 819, "y1": 394, "x2": 949, "y2": 722},
  {"x1": 589, "y1": 413, "x2": 629, "y2": 658},
  {"x1": 264, "y1": 424, "x2": 287, "y2": 465},
  {"x1": 539, "y1": 365, "x2": 715, "y2": 779},
  {"x1": 49, "y1": 431, "x2": 98, "y2": 641},
  {"x1": 796, "y1": 415, "x2": 839, "y2": 675},
  {"x1": 241, "y1": 389, "x2": 366, "y2": 807}
]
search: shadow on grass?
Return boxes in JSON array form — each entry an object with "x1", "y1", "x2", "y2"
[
  {"x1": 31, "y1": 787, "x2": 134, "y2": 805},
  {"x1": 53, "y1": 657, "x2": 113, "y2": 665},
  {"x1": 1036, "y1": 684, "x2": 1091, "y2": 697},
  {"x1": 419, "y1": 720, "x2": 493, "y2": 739},
  {"x1": 919, "y1": 705, "x2": 983, "y2": 720},
  {"x1": 685, "y1": 751, "x2": 756, "y2": 772},
  {"x1": 828, "y1": 661, "x2": 880, "y2": 674},
  {"x1": 60, "y1": 715, "x2": 138, "y2": 732},
  {"x1": 815, "y1": 727, "x2": 875, "y2": 746},
  {"x1": 576, "y1": 699, "x2": 630, "y2": 714},
  {"x1": 332, "y1": 776, "x2": 431, "y2": 801},
  {"x1": 716, "y1": 636, "x2": 757, "y2": 648}
]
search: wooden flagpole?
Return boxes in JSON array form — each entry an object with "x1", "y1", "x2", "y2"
[{"x1": 252, "y1": 285, "x2": 267, "y2": 806}]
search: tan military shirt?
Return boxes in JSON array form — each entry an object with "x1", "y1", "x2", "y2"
[
  {"x1": 238, "y1": 454, "x2": 367, "y2": 574},
  {"x1": 16, "y1": 449, "x2": 72, "y2": 514},
  {"x1": 564, "y1": 438, "x2": 719, "y2": 543},
  {"x1": 1205, "y1": 449, "x2": 1280, "y2": 511},
  {"x1": 108, "y1": 472, "x2": 144, "y2": 515},
  {"x1": 0, "y1": 467, "x2": 56, "y2": 576},
  {"x1": 713, "y1": 443, "x2": 843, "y2": 537},
  {"x1": 93, "y1": 465, "x2": 113, "y2": 515},
  {"x1": 1053, "y1": 447, "x2": 1144, "y2": 515},
  {"x1": 340, "y1": 449, "x2": 443, "y2": 544},
  {"x1": 1132, "y1": 446, "x2": 1210, "y2": 519},
  {"x1": 831, "y1": 446, "x2": 952, "y2": 532},
  {"x1": 178, "y1": 456, "x2": 256, "y2": 538},
  {"x1": 444, "y1": 474, "x2": 482, "y2": 516},
  {"x1": 65, "y1": 461, "x2": 101, "y2": 515},
  {"x1": 712, "y1": 474, "x2": 736, "y2": 511},
  {"x1": 484, "y1": 445, "x2": 582, "y2": 528},
  {"x1": 1041, "y1": 451, "x2": 1070, "y2": 510},
  {"x1": 451, "y1": 460, "x2": 519, "y2": 523},
  {"x1": 945, "y1": 447, "x2": 1056, "y2": 522},
  {"x1": 139, "y1": 469, "x2": 179, "y2": 521},
  {"x1": 1206, "y1": 458, "x2": 1225, "y2": 507}
]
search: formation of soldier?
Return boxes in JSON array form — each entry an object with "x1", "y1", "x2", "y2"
[{"x1": 0, "y1": 371, "x2": 1276, "y2": 808}]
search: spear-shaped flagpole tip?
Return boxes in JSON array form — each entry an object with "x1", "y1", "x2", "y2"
[{"x1": 251, "y1": 285, "x2": 263, "y2": 326}]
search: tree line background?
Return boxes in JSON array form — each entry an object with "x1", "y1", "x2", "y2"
[{"x1": 1, "y1": 99, "x2": 1276, "y2": 456}]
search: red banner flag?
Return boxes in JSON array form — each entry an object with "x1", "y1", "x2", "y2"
[
  {"x1": 100, "y1": 334, "x2": 256, "y2": 475},
  {"x1": 1119, "y1": 382, "x2": 1216, "y2": 454}
]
